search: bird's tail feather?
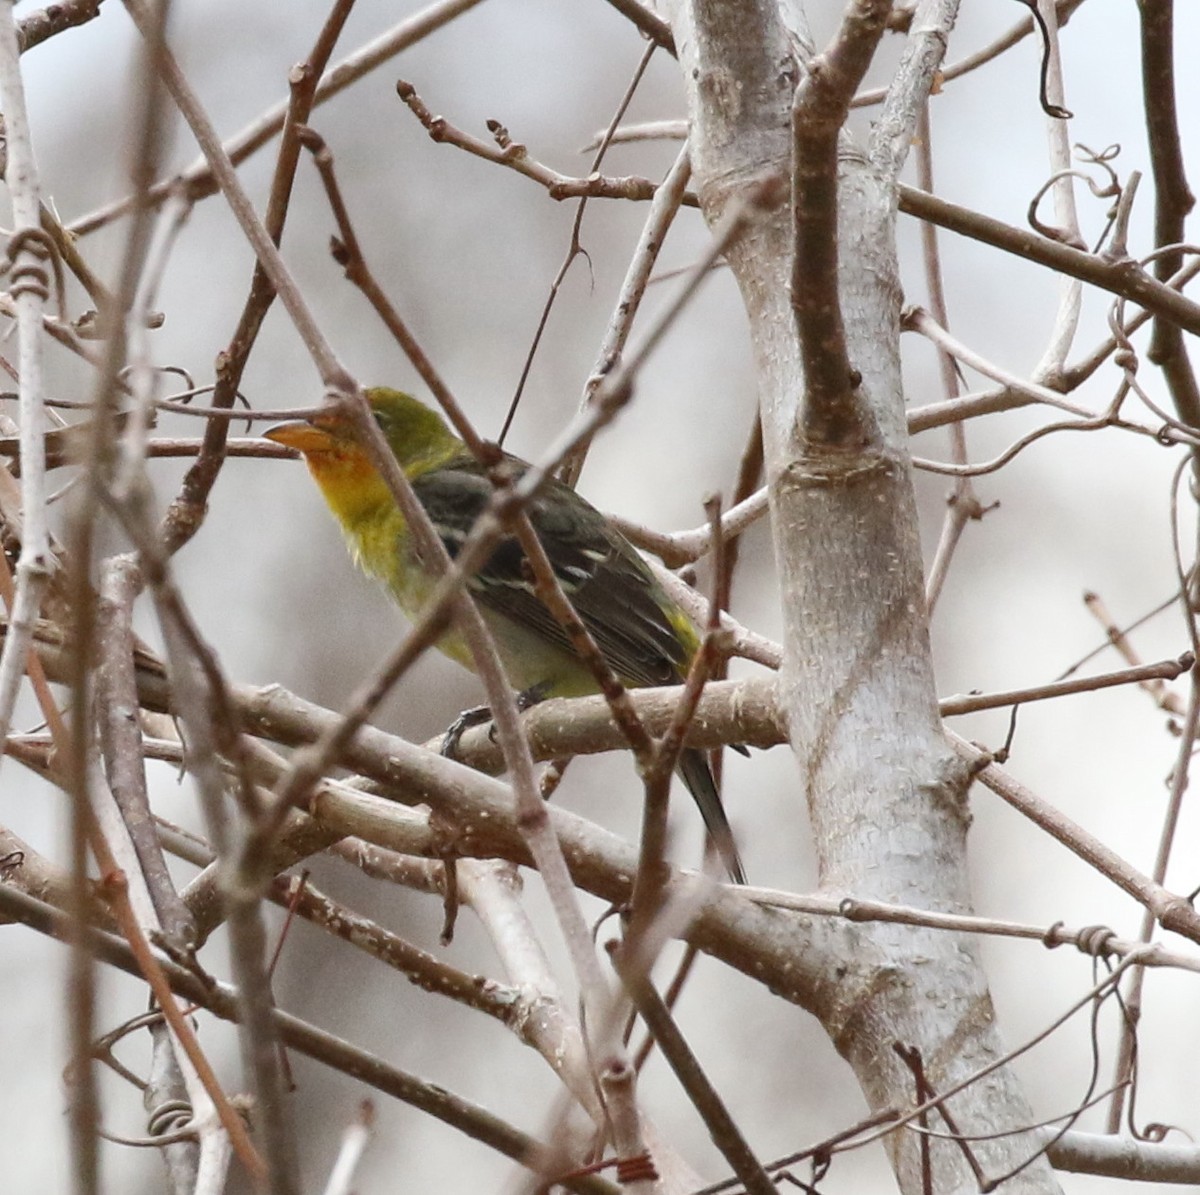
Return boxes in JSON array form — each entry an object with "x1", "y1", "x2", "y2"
[{"x1": 677, "y1": 748, "x2": 745, "y2": 884}]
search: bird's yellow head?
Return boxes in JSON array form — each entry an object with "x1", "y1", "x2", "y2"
[{"x1": 263, "y1": 387, "x2": 459, "y2": 524}]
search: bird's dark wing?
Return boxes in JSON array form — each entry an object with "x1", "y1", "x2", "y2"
[
  {"x1": 411, "y1": 452, "x2": 687, "y2": 687},
  {"x1": 414, "y1": 452, "x2": 745, "y2": 883}
]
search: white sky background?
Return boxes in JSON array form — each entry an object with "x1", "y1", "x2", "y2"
[{"x1": 1, "y1": 0, "x2": 1198, "y2": 1191}]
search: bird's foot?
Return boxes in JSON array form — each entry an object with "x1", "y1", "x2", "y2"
[
  {"x1": 442, "y1": 684, "x2": 551, "y2": 759},
  {"x1": 515, "y1": 681, "x2": 550, "y2": 712},
  {"x1": 441, "y1": 705, "x2": 493, "y2": 759}
]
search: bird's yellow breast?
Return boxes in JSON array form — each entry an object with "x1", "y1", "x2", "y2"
[{"x1": 302, "y1": 445, "x2": 490, "y2": 673}]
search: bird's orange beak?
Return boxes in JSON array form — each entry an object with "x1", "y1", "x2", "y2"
[{"x1": 261, "y1": 419, "x2": 339, "y2": 454}]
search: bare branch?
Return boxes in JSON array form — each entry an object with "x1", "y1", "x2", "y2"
[
  {"x1": 600, "y1": 0, "x2": 675, "y2": 54},
  {"x1": 16, "y1": 0, "x2": 103, "y2": 54},
  {"x1": 851, "y1": 0, "x2": 1087, "y2": 109},
  {"x1": 951, "y1": 733, "x2": 1200, "y2": 943},
  {"x1": 1139, "y1": 0, "x2": 1199, "y2": 430},
  {"x1": 1044, "y1": 1129, "x2": 1200, "y2": 1184},
  {"x1": 0, "y1": 883, "x2": 622, "y2": 1195},
  {"x1": 611, "y1": 943, "x2": 776, "y2": 1195},
  {"x1": 897, "y1": 183, "x2": 1200, "y2": 335},
  {"x1": 0, "y1": 2, "x2": 53, "y2": 770},
  {"x1": 870, "y1": 0, "x2": 959, "y2": 178},
  {"x1": 159, "y1": 0, "x2": 357, "y2": 556},
  {"x1": 69, "y1": 0, "x2": 490, "y2": 236},
  {"x1": 395, "y1": 80, "x2": 683, "y2": 205},
  {"x1": 791, "y1": 0, "x2": 893, "y2": 446},
  {"x1": 120, "y1": 0, "x2": 351, "y2": 393},
  {"x1": 561, "y1": 141, "x2": 693, "y2": 486}
]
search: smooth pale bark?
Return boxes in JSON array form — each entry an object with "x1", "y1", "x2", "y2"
[{"x1": 668, "y1": 2, "x2": 1062, "y2": 1191}]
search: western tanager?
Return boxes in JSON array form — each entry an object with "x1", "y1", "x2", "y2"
[{"x1": 264, "y1": 387, "x2": 744, "y2": 882}]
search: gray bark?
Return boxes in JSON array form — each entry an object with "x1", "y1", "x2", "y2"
[{"x1": 668, "y1": 2, "x2": 1063, "y2": 1190}]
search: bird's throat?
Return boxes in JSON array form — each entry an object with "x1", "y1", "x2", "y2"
[{"x1": 305, "y1": 447, "x2": 394, "y2": 529}]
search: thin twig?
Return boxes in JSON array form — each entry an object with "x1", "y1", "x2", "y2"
[
  {"x1": 295, "y1": 126, "x2": 486, "y2": 457},
  {"x1": 69, "y1": 0, "x2": 489, "y2": 236},
  {"x1": 609, "y1": 486, "x2": 769, "y2": 569},
  {"x1": 610, "y1": 944, "x2": 776, "y2": 1194},
  {"x1": 821, "y1": 951, "x2": 1150, "y2": 1160},
  {"x1": 897, "y1": 183, "x2": 1200, "y2": 336},
  {"x1": 107, "y1": 513, "x2": 294, "y2": 1188},
  {"x1": 1029, "y1": 0, "x2": 1082, "y2": 378},
  {"x1": 903, "y1": 306, "x2": 1093, "y2": 418},
  {"x1": 4, "y1": 671, "x2": 262, "y2": 1183},
  {"x1": 121, "y1": 0, "x2": 351, "y2": 393},
  {"x1": 320, "y1": 1102, "x2": 374, "y2": 1195},
  {"x1": 503, "y1": 41, "x2": 660, "y2": 452},
  {"x1": 560, "y1": 140, "x2": 692, "y2": 485},
  {"x1": 0, "y1": 883, "x2": 621, "y2": 1195},
  {"x1": 1082, "y1": 591, "x2": 1186, "y2": 718},
  {"x1": 396, "y1": 80, "x2": 685, "y2": 207},
  {"x1": 850, "y1": 0, "x2": 1087, "y2": 109},
  {"x1": 938, "y1": 654, "x2": 1191, "y2": 715},
  {"x1": 1103, "y1": 458, "x2": 1200, "y2": 1132},
  {"x1": 912, "y1": 101, "x2": 987, "y2": 613},
  {"x1": 750, "y1": 888, "x2": 1200, "y2": 972},
  {"x1": 159, "y1": 0, "x2": 356, "y2": 556},
  {"x1": 911, "y1": 398, "x2": 1200, "y2": 479},
  {"x1": 951, "y1": 733, "x2": 1200, "y2": 943},
  {"x1": 633, "y1": 496, "x2": 732, "y2": 905}
]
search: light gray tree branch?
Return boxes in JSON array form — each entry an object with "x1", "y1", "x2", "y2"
[{"x1": 666, "y1": 0, "x2": 1062, "y2": 1189}]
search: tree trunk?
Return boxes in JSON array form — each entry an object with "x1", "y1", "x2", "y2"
[{"x1": 669, "y1": 2, "x2": 1063, "y2": 1189}]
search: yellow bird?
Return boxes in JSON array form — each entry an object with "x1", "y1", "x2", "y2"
[{"x1": 264, "y1": 387, "x2": 744, "y2": 882}]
